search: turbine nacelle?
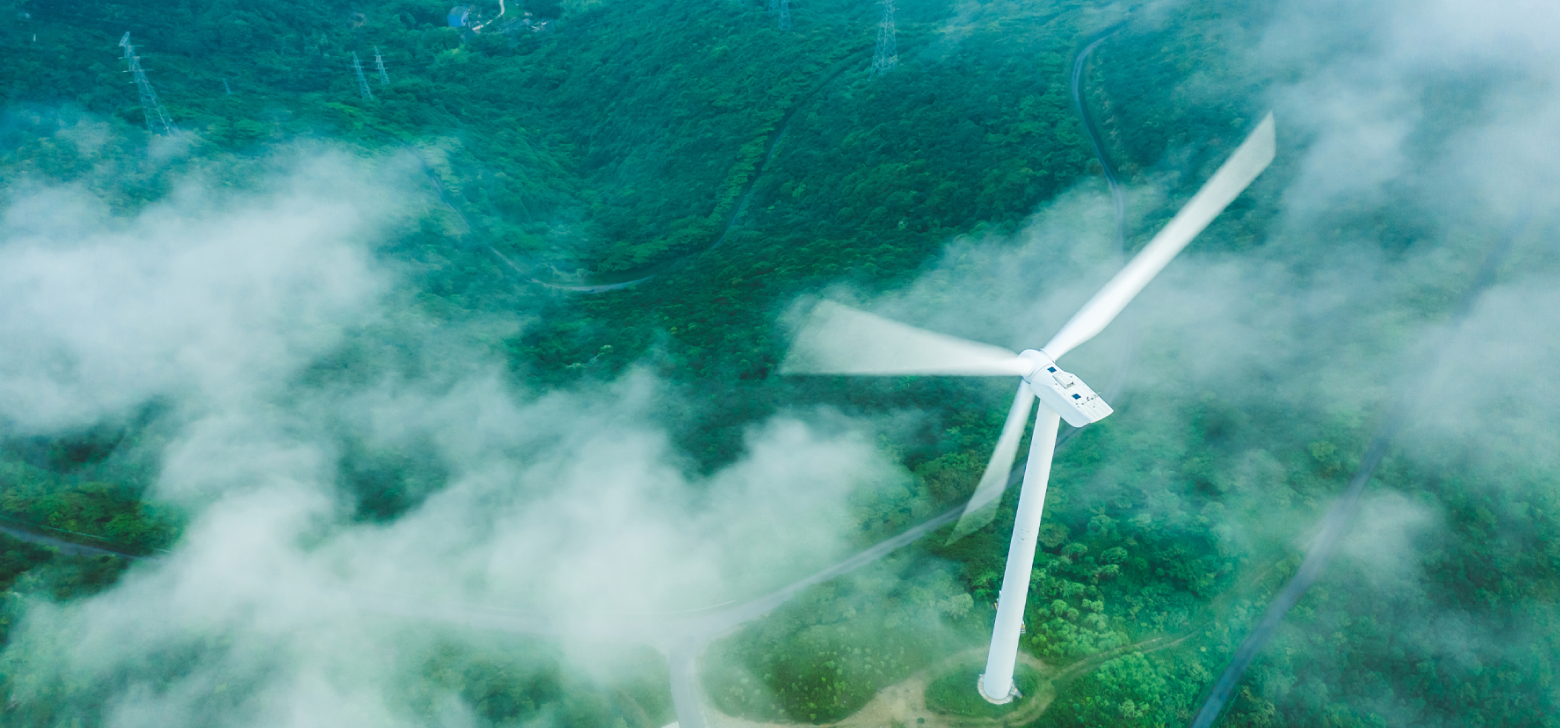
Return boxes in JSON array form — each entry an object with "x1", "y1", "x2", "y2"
[{"x1": 1017, "y1": 349, "x2": 1112, "y2": 428}]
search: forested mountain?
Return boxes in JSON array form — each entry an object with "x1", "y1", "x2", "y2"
[{"x1": 2, "y1": 1, "x2": 1558, "y2": 727}]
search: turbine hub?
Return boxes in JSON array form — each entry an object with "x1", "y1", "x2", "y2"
[{"x1": 1015, "y1": 349, "x2": 1056, "y2": 380}]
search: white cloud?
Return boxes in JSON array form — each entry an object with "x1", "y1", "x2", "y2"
[
  {"x1": 0, "y1": 154, "x2": 390, "y2": 433},
  {"x1": 0, "y1": 138, "x2": 905, "y2": 726}
]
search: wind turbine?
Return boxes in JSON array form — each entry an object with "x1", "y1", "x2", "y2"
[{"x1": 781, "y1": 114, "x2": 1275, "y2": 704}]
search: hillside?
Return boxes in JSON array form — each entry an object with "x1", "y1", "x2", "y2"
[{"x1": 3, "y1": 1, "x2": 1559, "y2": 728}]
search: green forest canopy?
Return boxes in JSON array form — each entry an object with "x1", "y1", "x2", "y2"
[{"x1": 2, "y1": 1, "x2": 1557, "y2": 727}]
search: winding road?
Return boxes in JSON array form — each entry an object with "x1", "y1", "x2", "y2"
[
  {"x1": 1071, "y1": 24, "x2": 1136, "y2": 406},
  {"x1": 0, "y1": 523, "x2": 148, "y2": 560},
  {"x1": 534, "y1": 45, "x2": 874, "y2": 294},
  {"x1": 1073, "y1": 29, "x2": 1128, "y2": 262}
]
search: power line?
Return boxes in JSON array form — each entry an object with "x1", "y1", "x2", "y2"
[
  {"x1": 351, "y1": 51, "x2": 374, "y2": 101},
  {"x1": 870, "y1": 0, "x2": 898, "y2": 76},
  {"x1": 118, "y1": 32, "x2": 177, "y2": 136},
  {"x1": 19, "y1": 6, "x2": 536, "y2": 90},
  {"x1": 374, "y1": 46, "x2": 390, "y2": 85}
]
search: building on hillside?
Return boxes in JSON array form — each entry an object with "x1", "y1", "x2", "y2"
[{"x1": 447, "y1": 6, "x2": 471, "y2": 27}]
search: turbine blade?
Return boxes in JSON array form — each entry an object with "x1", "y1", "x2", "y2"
[
  {"x1": 1043, "y1": 113, "x2": 1276, "y2": 360},
  {"x1": 947, "y1": 382, "x2": 1036, "y2": 544},
  {"x1": 781, "y1": 301, "x2": 1031, "y2": 377}
]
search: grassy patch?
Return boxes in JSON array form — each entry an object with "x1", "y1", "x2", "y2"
[
  {"x1": 701, "y1": 554, "x2": 983, "y2": 724},
  {"x1": 924, "y1": 659, "x2": 1046, "y2": 719}
]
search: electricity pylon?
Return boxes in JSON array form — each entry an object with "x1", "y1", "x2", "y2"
[
  {"x1": 352, "y1": 52, "x2": 375, "y2": 101},
  {"x1": 118, "y1": 33, "x2": 177, "y2": 136},
  {"x1": 871, "y1": 0, "x2": 898, "y2": 76},
  {"x1": 778, "y1": 0, "x2": 792, "y2": 30},
  {"x1": 374, "y1": 46, "x2": 390, "y2": 85}
]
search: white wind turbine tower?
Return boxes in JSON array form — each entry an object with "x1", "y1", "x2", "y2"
[{"x1": 782, "y1": 114, "x2": 1275, "y2": 704}]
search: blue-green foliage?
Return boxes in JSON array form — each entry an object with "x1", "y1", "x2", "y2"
[{"x1": 2, "y1": 0, "x2": 1558, "y2": 726}]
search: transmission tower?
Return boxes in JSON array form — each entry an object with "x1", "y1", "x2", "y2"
[
  {"x1": 871, "y1": 0, "x2": 898, "y2": 76},
  {"x1": 222, "y1": 78, "x2": 232, "y2": 95},
  {"x1": 778, "y1": 0, "x2": 792, "y2": 30},
  {"x1": 374, "y1": 46, "x2": 390, "y2": 86},
  {"x1": 352, "y1": 52, "x2": 375, "y2": 101},
  {"x1": 118, "y1": 33, "x2": 177, "y2": 136}
]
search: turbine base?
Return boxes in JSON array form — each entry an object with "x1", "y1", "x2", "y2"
[{"x1": 977, "y1": 673, "x2": 1018, "y2": 705}]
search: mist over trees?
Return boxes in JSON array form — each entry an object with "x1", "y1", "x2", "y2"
[{"x1": 2, "y1": 1, "x2": 1559, "y2": 727}]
